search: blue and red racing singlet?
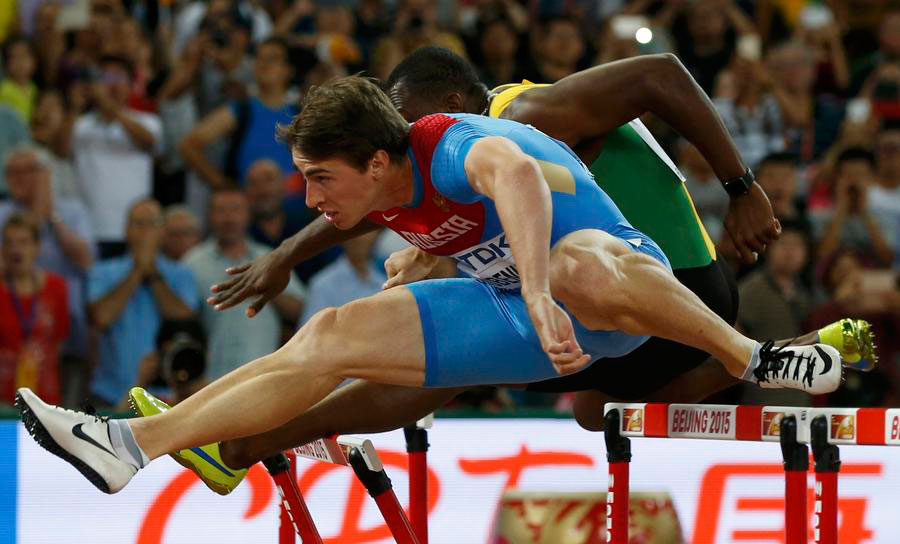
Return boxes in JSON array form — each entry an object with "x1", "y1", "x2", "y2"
[{"x1": 366, "y1": 113, "x2": 651, "y2": 291}]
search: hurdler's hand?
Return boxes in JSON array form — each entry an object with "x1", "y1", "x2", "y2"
[
  {"x1": 524, "y1": 291, "x2": 591, "y2": 375},
  {"x1": 724, "y1": 182, "x2": 781, "y2": 264},
  {"x1": 383, "y1": 246, "x2": 440, "y2": 289},
  {"x1": 208, "y1": 248, "x2": 292, "y2": 317}
]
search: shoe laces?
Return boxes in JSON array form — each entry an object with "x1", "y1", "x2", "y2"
[
  {"x1": 82, "y1": 401, "x2": 110, "y2": 424},
  {"x1": 753, "y1": 340, "x2": 816, "y2": 388}
]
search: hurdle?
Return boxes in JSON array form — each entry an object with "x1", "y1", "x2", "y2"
[
  {"x1": 603, "y1": 403, "x2": 900, "y2": 544},
  {"x1": 264, "y1": 434, "x2": 423, "y2": 544},
  {"x1": 404, "y1": 414, "x2": 433, "y2": 544}
]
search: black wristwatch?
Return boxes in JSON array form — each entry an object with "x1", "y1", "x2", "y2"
[{"x1": 722, "y1": 169, "x2": 755, "y2": 198}]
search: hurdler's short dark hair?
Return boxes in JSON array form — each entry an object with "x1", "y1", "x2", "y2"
[
  {"x1": 279, "y1": 76, "x2": 409, "y2": 171},
  {"x1": 384, "y1": 46, "x2": 481, "y2": 101}
]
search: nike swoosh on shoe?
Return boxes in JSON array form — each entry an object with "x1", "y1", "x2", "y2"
[
  {"x1": 72, "y1": 423, "x2": 117, "y2": 458},
  {"x1": 814, "y1": 345, "x2": 834, "y2": 375}
]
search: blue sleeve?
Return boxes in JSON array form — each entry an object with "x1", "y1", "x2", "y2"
[
  {"x1": 170, "y1": 265, "x2": 200, "y2": 310},
  {"x1": 429, "y1": 122, "x2": 487, "y2": 204},
  {"x1": 87, "y1": 262, "x2": 115, "y2": 303}
]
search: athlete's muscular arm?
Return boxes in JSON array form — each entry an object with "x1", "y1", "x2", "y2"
[
  {"x1": 465, "y1": 136, "x2": 591, "y2": 374},
  {"x1": 506, "y1": 54, "x2": 780, "y2": 263},
  {"x1": 208, "y1": 215, "x2": 378, "y2": 316}
]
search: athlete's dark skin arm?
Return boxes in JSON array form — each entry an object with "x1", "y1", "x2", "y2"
[
  {"x1": 208, "y1": 216, "x2": 378, "y2": 315},
  {"x1": 500, "y1": 53, "x2": 780, "y2": 264}
]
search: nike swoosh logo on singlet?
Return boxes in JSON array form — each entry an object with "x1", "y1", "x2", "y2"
[
  {"x1": 72, "y1": 423, "x2": 117, "y2": 458},
  {"x1": 383, "y1": 213, "x2": 399, "y2": 221}
]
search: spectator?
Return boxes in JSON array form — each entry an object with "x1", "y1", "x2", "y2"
[
  {"x1": 737, "y1": 220, "x2": 815, "y2": 406},
  {"x1": 184, "y1": 189, "x2": 303, "y2": 380},
  {"x1": 767, "y1": 41, "x2": 844, "y2": 163},
  {"x1": 812, "y1": 147, "x2": 895, "y2": 266},
  {"x1": 128, "y1": 319, "x2": 208, "y2": 408},
  {"x1": 665, "y1": 0, "x2": 756, "y2": 95},
  {"x1": 0, "y1": 144, "x2": 94, "y2": 378},
  {"x1": 161, "y1": 205, "x2": 202, "y2": 261},
  {"x1": 171, "y1": 0, "x2": 272, "y2": 58},
  {"x1": 793, "y1": 10, "x2": 850, "y2": 96},
  {"x1": 528, "y1": 16, "x2": 585, "y2": 83},
  {"x1": 806, "y1": 249, "x2": 900, "y2": 405},
  {"x1": 30, "y1": 2, "x2": 66, "y2": 88},
  {"x1": 87, "y1": 199, "x2": 197, "y2": 409},
  {"x1": 0, "y1": 213, "x2": 69, "y2": 406},
  {"x1": 870, "y1": 121, "x2": 900, "y2": 264},
  {"x1": 756, "y1": 151, "x2": 804, "y2": 222},
  {"x1": 851, "y1": 10, "x2": 900, "y2": 99},
  {"x1": 474, "y1": 16, "x2": 526, "y2": 89},
  {"x1": 0, "y1": 104, "x2": 29, "y2": 197},
  {"x1": 158, "y1": 7, "x2": 256, "y2": 220},
  {"x1": 713, "y1": 56, "x2": 786, "y2": 169},
  {"x1": 159, "y1": 7, "x2": 255, "y2": 115},
  {"x1": 179, "y1": 36, "x2": 297, "y2": 191},
  {"x1": 0, "y1": 36, "x2": 39, "y2": 122},
  {"x1": 300, "y1": 229, "x2": 385, "y2": 326},
  {"x1": 244, "y1": 158, "x2": 337, "y2": 283},
  {"x1": 29, "y1": 89, "x2": 80, "y2": 200},
  {"x1": 72, "y1": 54, "x2": 163, "y2": 259}
]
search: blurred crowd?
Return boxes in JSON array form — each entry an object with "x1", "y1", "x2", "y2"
[{"x1": 0, "y1": 0, "x2": 898, "y2": 414}]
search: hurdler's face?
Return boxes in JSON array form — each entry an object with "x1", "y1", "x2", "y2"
[{"x1": 294, "y1": 149, "x2": 380, "y2": 230}]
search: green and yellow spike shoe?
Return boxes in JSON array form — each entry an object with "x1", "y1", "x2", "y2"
[
  {"x1": 818, "y1": 319, "x2": 878, "y2": 372},
  {"x1": 128, "y1": 387, "x2": 247, "y2": 495}
]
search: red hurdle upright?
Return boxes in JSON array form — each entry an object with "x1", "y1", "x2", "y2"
[
  {"x1": 603, "y1": 409, "x2": 631, "y2": 544},
  {"x1": 266, "y1": 436, "x2": 421, "y2": 544},
  {"x1": 811, "y1": 414, "x2": 840, "y2": 544},
  {"x1": 404, "y1": 414, "x2": 432, "y2": 544}
]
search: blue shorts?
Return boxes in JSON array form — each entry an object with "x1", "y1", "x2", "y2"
[{"x1": 407, "y1": 227, "x2": 671, "y2": 387}]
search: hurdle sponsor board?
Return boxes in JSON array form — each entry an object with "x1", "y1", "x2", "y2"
[
  {"x1": 293, "y1": 437, "x2": 348, "y2": 465},
  {"x1": 759, "y1": 407, "x2": 810, "y2": 443},
  {"x1": 293, "y1": 436, "x2": 383, "y2": 472},
  {"x1": 668, "y1": 404, "x2": 736, "y2": 440},
  {"x1": 606, "y1": 403, "x2": 738, "y2": 440},
  {"x1": 809, "y1": 408, "x2": 860, "y2": 445},
  {"x1": 6, "y1": 419, "x2": 900, "y2": 543}
]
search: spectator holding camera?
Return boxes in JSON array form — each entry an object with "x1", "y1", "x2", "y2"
[
  {"x1": 813, "y1": 147, "x2": 895, "y2": 266},
  {"x1": 126, "y1": 319, "x2": 208, "y2": 409},
  {"x1": 0, "y1": 213, "x2": 69, "y2": 406},
  {"x1": 87, "y1": 199, "x2": 198, "y2": 409},
  {"x1": 72, "y1": 54, "x2": 162, "y2": 259},
  {"x1": 767, "y1": 41, "x2": 844, "y2": 163},
  {"x1": 807, "y1": 249, "x2": 900, "y2": 404},
  {"x1": 713, "y1": 54, "x2": 786, "y2": 169},
  {"x1": 179, "y1": 36, "x2": 297, "y2": 192}
]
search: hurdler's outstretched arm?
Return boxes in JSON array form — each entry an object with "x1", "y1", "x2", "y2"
[
  {"x1": 504, "y1": 53, "x2": 780, "y2": 263},
  {"x1": 208, "y1": 216, "x2": 378, "y2": 315}
]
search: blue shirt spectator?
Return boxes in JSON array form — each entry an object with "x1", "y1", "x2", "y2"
[
  {"x1": 87, "y1": 200, "x2": 198, "y2": 407},
  {"x1": 228, "y1": 96, "x2": 298, "y2": 183}
]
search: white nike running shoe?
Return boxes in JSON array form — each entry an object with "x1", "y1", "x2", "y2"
[
  {"x1": 16, "y1": 388, "x2": 137, "y2": 494},
  {"x1": 752, "y1": 342, "x2": 843, "y2": 395}
]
